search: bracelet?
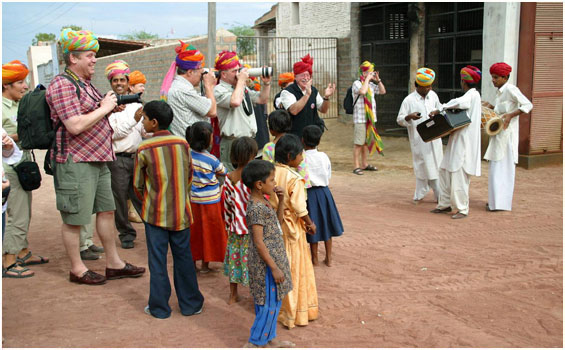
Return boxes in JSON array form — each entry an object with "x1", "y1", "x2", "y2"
[
  {"x1": 377, "y1": 80, "x2": 382, "y2": 84},
  {"x1": 322, "y1": 97, "x2": 329, "y2": 101},
  {"x1": 263, "y1": 82, "x2": 271, "y2": 86}
]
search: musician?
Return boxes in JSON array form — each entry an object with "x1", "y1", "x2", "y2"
[
  {"x1": 429, "y1": 66, "x2": 482, "y2": 219},
  {"x1": 483, "y1": 63, "x2": 532, "y2": 211},
  {"x1": 396, "y1": 67, "x2": 443, "y2": 203}
]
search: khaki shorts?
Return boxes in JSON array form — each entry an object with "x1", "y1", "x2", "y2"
[
  {"x1": 53, "y1": 156, "x2": 115, "y2": 226},
  {"x1": 353, "y1": 123, "x2": 366, "y2": 146}
]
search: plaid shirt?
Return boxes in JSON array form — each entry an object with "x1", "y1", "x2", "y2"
[
  {"x1": 352, "y1": 80, "x2": 380, "y2": 124},
  {"x1": 46, "y1": 74, "x2": 115, "y2": 163}
]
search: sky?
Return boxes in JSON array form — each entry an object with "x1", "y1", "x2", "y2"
[{"x1": 1, "y1": 1, "x2": 276, "y2": 65}]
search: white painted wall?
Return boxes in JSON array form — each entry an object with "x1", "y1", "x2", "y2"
[
  {"x1": 26, "y1": 45, "x2": 53, "y2": 88},
  {"x1": 481, "y1": 2, "x2": 521, "y2": 104},
  {"x1": 276, "y1": 2, "x2": 351, "y2": 38}
]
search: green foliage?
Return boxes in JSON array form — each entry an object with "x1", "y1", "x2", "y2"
[
  {"x1": 32, "y1": 33, "x2": 56, "y2": 46},
  {"x1": 60, "y1": 25, "x2": 82, "y2": 31},
  {"x1": 119, "y1": 30, "x2": 160, "y2": 41},
  {"x1": 228, "y1": 24, "x2": 256, "y2": 56}
]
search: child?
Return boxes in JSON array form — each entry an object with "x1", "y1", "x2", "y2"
[
  {"x1": 222, "y1": 136, "x2": 258, "y2": 304},
  {"x1": 133, "y1": 100, "x2": 204, "y2": 319},
  {"x1": 270, "y1": 133, "x2": 319, "y2": 329},
  {"x1": 242, "y1": 159, "x2": 294, "y2": 348},
  {"x1": 185, "y1": 121, "x2": 228, "y2": 273},
  {"x1": 262, "y1": 110, "x2": 311, "y2": 188},
  {"x1": 302, "y1": 125, "x2": 344, "y2": 267}
]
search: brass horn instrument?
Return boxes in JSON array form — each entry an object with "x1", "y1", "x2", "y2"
[{"x1": 481, "y1": 106, "x2": 503, "y2": 136}]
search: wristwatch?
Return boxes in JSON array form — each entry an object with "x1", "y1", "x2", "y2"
[{"x1": 322, "y1": 97, "x2": 329, "y2": 101}]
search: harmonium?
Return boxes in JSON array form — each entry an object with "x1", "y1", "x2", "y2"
[{"x1": 417, "y1": 109, "x2": 471, "y2": 142}]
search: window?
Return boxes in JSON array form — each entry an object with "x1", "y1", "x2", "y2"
[{"x1": 291, "y1": 2, "x2": 300, "y2": 25}]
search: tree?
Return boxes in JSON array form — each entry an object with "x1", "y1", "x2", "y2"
[
  {"x1": 32, "y1": 33, "x2": 56, "y2": 45},
  {"x1": 119, "y1": 30, "x2": 159, "y2": 41},
  {"x1": 228, "y1": 24, "x2": 256, "y2": 57},
  {"x1": 60, "y1": 25, "x2": 82, "y2": 31}
]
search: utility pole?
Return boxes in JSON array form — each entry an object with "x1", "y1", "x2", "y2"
[{"x1": 207, "y1": 2, "x2": 216, "y2": 68}]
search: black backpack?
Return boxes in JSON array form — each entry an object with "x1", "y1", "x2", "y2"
[
  {"x1": 343, "y1": 81, "x2": 361, "y2": 114},
  {"x1": 17, "y1": 75, "x2": 79, "y2": 150}
]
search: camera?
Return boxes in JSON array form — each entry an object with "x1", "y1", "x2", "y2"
[
  {"x1": 202, "y1": 67, "x2": 273, "y2": 79},
  {"x1": 116, "y1": 93, "x2": 142, "y2": 105}
]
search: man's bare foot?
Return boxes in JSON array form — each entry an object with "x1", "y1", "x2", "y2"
[
  {"x1": 228, "y1": 294, "x2": 240, "y2": 305},
  {"x1": 267, "y1": 339, "x2": 296, "y2": 348},
  {"x1": 324, "y1": 258, "x2": 332, "y2": 267}
]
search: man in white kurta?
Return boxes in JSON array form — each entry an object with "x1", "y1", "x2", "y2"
[
  {"x1": 397, "y1": 67, "x2": 443, "y2": 202},
  {"x1": 431, "y1": 66, "x2": 483, "y2": 219},
  {"x1": 483, "y1": 62, "x2": 533, "y2": 211}
]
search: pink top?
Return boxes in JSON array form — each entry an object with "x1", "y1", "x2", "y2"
[{"x1": 222, "y1": 176, "x2": 251, "y2": 235}]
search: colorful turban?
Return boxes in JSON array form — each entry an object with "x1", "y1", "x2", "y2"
[
  {"x1": 214, "y1": 50, "x2": 240, "y2": 71},
  {"x1": 59, "y1": 28, "x2": 99, "y2": 54},
  {"x1": 293, "y1": 54, "x2": 313, "y2": 76},
  {"x1": 359, "y1": 61, "x2": 375, "y2": 75},
  {"x1": 2, "y1": 60, "x2": 29, "y2": 84},
  {"x1": 489, "y1": 62, "x2": 512, "y2": 77},
  {"x1": 278, "y1": 72, "x2": 294, "y2": 87},
  {"x1": 460, "y1": 65, "x2": 482, "y2": 84},
  {"x1": 105, "y1": 60, "x2": 130, "y2": 80},
  {"x1": 175, "y1": 41, "x2": 205, "y2": 70},
  {"x1": 244, "y1": 64, "x2": 261, "y2": 91},
  {"x1": 416, "y1": 67, "x2": 435, "y2": 86},
  {"x1": 129, "y1": 71, "x2": 146, "y2": 85}
]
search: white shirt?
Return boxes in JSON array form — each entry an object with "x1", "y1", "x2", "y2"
[
  {"x1": 2, "y1": 127, "x2": 22, "y2": 213},
  {"x1": 280, "y1": 88, "x2": 324, "y2": 111},
  {"x1": 108, "y1": 102, "x2": 144, "y2": 154},
  {"x1": 304, "y1": 148, "x2": 331, "y2": 187},
  {"x1": 484, "y1": 83, "x2": 533, "y2": 163},
  {"x1": 397, "y1": 90, "x2": 443, "y2": 180},
  {"x1": 168, "y1": 75, "x2": 212, "y2": 137},
  {"x1": 214, "y1": 80, "x2": 260, "y2": 138},
  {"x1": 440, "y1": 88, "x2": 482, "y2": 176},
  {"x1": 352, "y1": 80, "x2": 380, "y2": 124}
]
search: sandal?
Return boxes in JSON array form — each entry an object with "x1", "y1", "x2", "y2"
[
  {"x1": 352, "y1": 168, "x2": 364, "y2": 175},
  {"x1": 363, "y1": 164, "x2": 378, "y2": 171},
  {"x1": 2, "y1": 263, "x2": 35, "y2": 278},
  {"x1": 16, "y1": 251, "x2": 49, "y2": 266}
]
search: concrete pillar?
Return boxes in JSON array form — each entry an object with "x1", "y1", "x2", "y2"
[
  {"x1": 481, "y1": 2, "x2": 521, "y2": 103},
  {"x1": 207, "y1": 2, "x2": 216, "y2": 68},
  {"x1": 408, "y1": 2, "x2": 426, "y2": 92}
]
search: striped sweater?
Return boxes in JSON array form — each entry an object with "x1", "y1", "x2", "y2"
[
  {"x1": 133, "y1": 130, "x2": 193, "y2": 231},
  {"x1": 190, "y1": 150, "x2": 227, "y2": 204}
]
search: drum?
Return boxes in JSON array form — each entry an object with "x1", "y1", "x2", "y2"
[{"x1": 481, "y1": 106, "x2": 503, "y2": 136}]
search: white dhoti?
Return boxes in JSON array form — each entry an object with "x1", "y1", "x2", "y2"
[
  {"x1": 414, "y1": 178, "x2": 439, "y2": 201},
  {"x1": 487, "y1": 142, "x2": 515, "y2": 211},
  {"x1": 437, "y1": 168, "x2": 470, "y2": 215}
]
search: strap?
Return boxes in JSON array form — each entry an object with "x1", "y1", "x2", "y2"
[{"x1": 241, "y1": 89, "x2": 254, "y2": 116}]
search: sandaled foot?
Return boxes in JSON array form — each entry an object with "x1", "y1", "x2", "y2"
[
  {"x1": 2, "y1": 263, "x2": 34, "y2": 278},
  {"x1": 16, "y1": 251, "x2": 49, "y2": 266},
  {"x1": 267, "y1": 339, "x2": 296, "y2": 348},
  {"x1": 352, "y1": 168, "x2": 364, "y2": 175},
  {"x1": 363, "y1": 164, "x2": 378, "y2": 171},
  {"x1": 430, "y1": 206, "x2": 452, "y2": 214},
  {"x1": 451, "y1": 212, "x2": 467, "y2": 219}
]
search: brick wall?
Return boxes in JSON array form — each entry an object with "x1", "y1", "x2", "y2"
[{"x1": 277, "y1": 2, "x2": 351, "y2": 38}]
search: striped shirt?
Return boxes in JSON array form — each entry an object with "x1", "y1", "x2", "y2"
[
  {"x1": 222, "y1": 176, "x2": 251, "y2": 235},
  {"x1": 190, "y1": 150, "x2": 227, "y2": 204},
  {"x1": 133, "y1": 130, "x2": 193, "y2": 231}
]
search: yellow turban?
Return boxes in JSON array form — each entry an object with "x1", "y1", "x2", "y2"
[
  {"x1": 416, "y1": 67, "x2": 435, "y2": 86},
  {"x1": 105, "y1": 60, "x2": 130, "y2": 80},
  {"x1": 2, "y1": 60, "x2": 29, "y2": 84},
  {"x1": 59, "y1": 28, "x2": 99, "y2": 54},
  {"x1": 129, "y1": 71, "x2": 146, "y2": 85}
]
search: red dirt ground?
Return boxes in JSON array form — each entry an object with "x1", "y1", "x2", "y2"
[{"x1": 2, "y1": 119, "x2": 562, "y2": 348}]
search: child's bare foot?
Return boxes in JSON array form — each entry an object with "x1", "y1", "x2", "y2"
[
  {"x1": 228, "y1": 294, "x2": 240, "y2": 305},
  {"x1": 243, "y1": 341, "x2": 261, "y2": 348},
  {"x1": 324, "y1": 257, "x2": 332, "y2": 267},
  {"x1": 267, "y1": 339, "x2": 296, "y2": 348},
  {"x1": 312, "y1": 257, "x2": 319, "y2": 266}
]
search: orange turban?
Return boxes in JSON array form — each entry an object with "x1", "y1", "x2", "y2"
[
  {"x1": 2, "y1": 60, "x2": 29, "y2": 84},
  {"x1": 293, "y1": 54, "x2": 313, "y2": 76},
  {"x1": 129, "y1": 71, "x2": 146, "y2": 85},
  {"x1": 278, "y1": 72, "x2": 294, "y2": 86}
]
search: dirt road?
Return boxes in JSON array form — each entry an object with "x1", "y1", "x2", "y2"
[{"x1": 2, "y1": 119, "x2": 562, "y2": 347}]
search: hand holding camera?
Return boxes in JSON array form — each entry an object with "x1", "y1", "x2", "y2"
[
  {"x1": 100, "y1": 91, "x2": 118, "y2": 114},
  {"x1": 371, "y1": 71, "x2": 381, "y2": 82},
  {"x1": 202, "y1": 70, "x2": 217, "y2": 88},
  {"x1": 236, "y1": 67, "x2": 250, "y2": 83}
]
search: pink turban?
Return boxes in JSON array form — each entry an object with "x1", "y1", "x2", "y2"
[
  {"x1": 460, "y1": 65, "x2": 482, "y2": 84},
  {"x1": 214, "y1": 51, "x2": 240, "y2": 71},
  {"x1": 105, "y1": 60, "x2": 130, "y2": 80}
]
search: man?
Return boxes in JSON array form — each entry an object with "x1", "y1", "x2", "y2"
[
  {"x1": 104, "y1": 59, "x2": 144, "y2": 249},
  {"x1": 430, "y1": 66, "x2": 482, "y2": 219},
  {"x1": 279, "y1": 54, "x2": 335, "y2": 138},
  {"x1": 128, "y1": 70, "x2": 146, "y2": 95},
  {"x1": 483, "y1": 62, "x2": 533, "y2": 212},
  {"x1": 2, "y1": 60, "x2": 48, "y2": 278},
  {"x1": 397, "y1": 67, "x2": 443, "y2": 202},
  {"x1": 213, "y1": 50, "x2": 271, "y2": 172},
  {"x1": 165, "y1": 42, "x2": 217, "y2": 138},
  {"x1": 244, "y1": 64, "x2": 269, "y2": 156},
  {"x1": 274, "y1": 72, "x2": 294, "y2": 110},
  {"x1": 46, "y1": 28, "x2": 145, "y2": 284},
  {"x1": 351, "y1": 61, "x2": 386, "y2": 175}
]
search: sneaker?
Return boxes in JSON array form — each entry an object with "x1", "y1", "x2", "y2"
[
  {"x1": 80, "y1": 249, "x2": 100, "y2": 261},
  {"x1": 88, "y1": 244, "x2": 105, "y2": 253}
]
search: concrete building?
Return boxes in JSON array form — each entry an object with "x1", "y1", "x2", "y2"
[{"x1": 26, "y1": 42, "x2": 54, "y2": 88}]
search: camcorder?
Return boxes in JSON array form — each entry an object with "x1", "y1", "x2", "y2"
[
  {"x1": 116, "y1": 93, "x2": 143, "y2": 105},
  {"x1": 202, "y1": 67, "x2": 273, "y2": 79}
]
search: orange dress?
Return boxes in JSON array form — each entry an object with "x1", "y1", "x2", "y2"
[{"x1": 269, "y1": 163, "x2": 319, "y2": 328}]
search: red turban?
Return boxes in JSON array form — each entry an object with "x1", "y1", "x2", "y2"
[
  {"x1": 293, "y1": 54, "x2": 313, "y2": 75},
  {"x1": 278, "y1": 72, "x2": 294, "y2": 86},
  {"x1": 214, "y1": 51, "x2": 240, "y2": 71},
  {"x1": 460, "y1": 65, "x2": 482, "y2": 84},
  {"x1": 490, "y1": 62, "x2": 512, "y2": 77},
  {"x1": 2, "y1": 60, "x2": 29, "y2": 84}
]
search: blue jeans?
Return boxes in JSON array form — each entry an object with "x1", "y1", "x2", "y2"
[{"x1": 144, "y1": 223, "x2": 204, "y2": 319}]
